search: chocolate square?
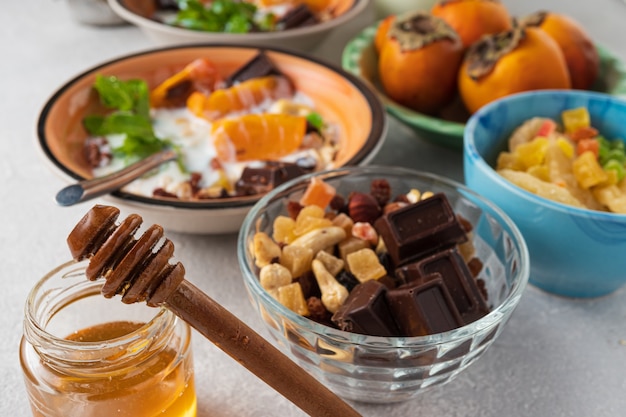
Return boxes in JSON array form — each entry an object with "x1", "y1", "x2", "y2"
[
  {"x1": 387, "y1": 275, "x2": 464, "y2": 336},
  {"x1": 399, "y1": 247, "x2": 490, "y2": 324},
  {"x1": 374, "y1": 193, "x2": 467, "y2": 266},
  {"x1": 331, "y1": 280, "x2": 400, "y2": 337}
]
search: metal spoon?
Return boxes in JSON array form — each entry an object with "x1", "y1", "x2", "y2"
[{"x1": 55, "y1": 149, "x2": 178, "y2": 206}]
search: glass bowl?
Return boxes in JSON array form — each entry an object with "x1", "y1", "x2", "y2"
[{"x1": 237, "y1": 165, "x2": 529, "y2": 403}]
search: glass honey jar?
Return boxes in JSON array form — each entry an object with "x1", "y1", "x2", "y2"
[{"x1": 19, "y1": 260, "x2": 197, "y2": 417}]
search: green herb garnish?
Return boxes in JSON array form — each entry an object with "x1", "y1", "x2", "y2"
[
  {"x1": 172, "y1": 0, "x2": 275, "y2": 33},
  {"x1": 83, "y1": 74, "x2": 174, "y2": 164},
  {"x1": 306, "y1": 112, "x2": 324, "y2": 131}
]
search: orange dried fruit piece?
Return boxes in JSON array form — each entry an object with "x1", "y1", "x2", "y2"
[
  {"x1": 150, "y1": 58, "x2": 221, "y2": 108},
  {"x1": 299, "y1": 177, "x2": 337, "y2": 209},
  {"x1": 212, "y1": 113, "x2": 306, "y2": 162},
  {"x1": 346, "y1": 248, "x2": 387, "y2": 282},
  {"x1": 188, "y1": 75, "x2": 294, "y2": 121}
]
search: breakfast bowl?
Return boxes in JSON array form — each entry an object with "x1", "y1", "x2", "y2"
[
  {"x1": 37, "y1": 44, "x2": 386, "y2": 234},
  {"x1": 342, "y1": 20, "x2": 626, "y2": 150},
  {"x1": 238, "y1": 165, "x2": 529, "y2": 403},
  {"x1": 464, "y1": 89, "x2": 626, "y2": 298},
  {"x1": 107, "y1": 0, "x2": 371, "y2": 52}
]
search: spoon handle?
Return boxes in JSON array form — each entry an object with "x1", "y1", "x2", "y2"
[{"x1": 55, "y1": 149, "x2": 178, "y2": 206}]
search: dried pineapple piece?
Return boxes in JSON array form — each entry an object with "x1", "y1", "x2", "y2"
[
  {"x1": 331, "y1": 212, "x2": 354, "y2": 235},
  {"x1": 277, "y1": 283, "x2": 310, "y2": 316},
  {"x1": 280, "y1": 245, "x2": 313, "y2": 278},
  {"x1": 272, "y1": 215, "x2": 296, "y2": 244},
  {"x1": 338, "y1": 236, "x2": 370, "y2": 268},
  {"x1": 346, "y1": 248, "x2": 387, "y2": 283},
  {"x1": 294, "y1": 205, "x2": 332, "y2": 236}
]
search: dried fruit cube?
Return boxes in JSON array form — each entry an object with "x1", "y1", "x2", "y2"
[
  {"x1": 338, "y1": 237, "x2": 370, "y2": 267},
  {"x1": 294, "y1": 205, "x2": 332, "y2": 236},
  {"x1": 272, "y1": 215, "x2": 296, "y2": 244},
  {"x1": 281, "y1": 245, "x2": 314, "y2": 278},
  {"x1": 299, "y1": 177, "x2": 336, "y2": 209},
  {"x1": 346, "y1": 248, "x2": 387, "y2": 283},
  {"x1": 331, "y1": 212, "x2": 354, "y2": 235},
  {"x1": 260, "y1": 263, "x2": 293, "y2": 291},
  {"x1": 277, "y1": 283, "x2": 310, "y2": 316}
]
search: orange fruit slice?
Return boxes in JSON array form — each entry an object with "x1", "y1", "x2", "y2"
[
  {"x1": 187, "y1": 75, "x2": 293, "y2": 121},
  {"x1": 212, "y1": 113, "x2": 306, "y2": 162},
  {"x1": 150, "y1": 58, "x2": 221, "y2": 108}
]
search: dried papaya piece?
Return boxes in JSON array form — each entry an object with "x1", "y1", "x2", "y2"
[
  {"x1": 150, "y1": 58, "x2": 221, "y2": 108},
  {"x1": 188, "y1": 75, "x2": 293, "y2": 121},
  {"x1": 212, "y1": 113, "x2": 306, "y2": 162}
]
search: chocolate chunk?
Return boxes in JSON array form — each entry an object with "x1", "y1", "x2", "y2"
[
  {"x1": 387, "y1": 274, "x2": 464, "y2": 336},
  {"x1": 225, "y1": 51, "x2": 283, "y2": 86},
  {"x1": 276, "y1": 4, "x2": 319, "y2": 30},
  {"x1": 331, "y1": 280, "x2": 400, "y2": 337},
  {"x1": 398, "y1": 247, "x2": 490, "y2": 323},
  {"x1": 374, "y1": 193, "x2": 467, "y2": 266},
  {"x1": 235, "y1": 161, "x2": 306, "y2": 195}
]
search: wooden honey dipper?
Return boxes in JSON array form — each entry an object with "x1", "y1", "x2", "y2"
[{"x1": 67, "y1": 205, "x2": 361, "y2": 417}]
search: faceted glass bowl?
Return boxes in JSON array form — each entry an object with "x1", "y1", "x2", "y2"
[{"x1": 237, "y1": 165, "x2": 529, "y2": 403}]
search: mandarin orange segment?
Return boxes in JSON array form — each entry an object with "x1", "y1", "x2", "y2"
[
  {"x1": 150, "y1": 58, "x2": 220, "y2": 108},
  {"x1": 188, "y1": 76, "x2": 293, "y2": 121},
  {"x1": 212, "y1": 113, "x2": 306, "y2": 162}
]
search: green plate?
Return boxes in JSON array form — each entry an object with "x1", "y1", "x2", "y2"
[{"x1": 342, "y1": 22, "x2": 626, "y2": 150}]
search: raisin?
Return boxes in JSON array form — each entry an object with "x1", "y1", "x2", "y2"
[{"x1": 370, "y1": 179, "x2": 392, "y2": 207}]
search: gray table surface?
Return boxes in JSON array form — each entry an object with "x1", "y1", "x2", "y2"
[{"x1": 2, "y1": 0, "x2": 625, "y2": 416}]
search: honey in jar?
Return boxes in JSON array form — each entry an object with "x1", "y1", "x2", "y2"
[{"x1": 20, "y1": 260, "x2": 197, "y2": 417}]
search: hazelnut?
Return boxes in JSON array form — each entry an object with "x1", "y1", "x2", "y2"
[{"x1": 348, "y1": 192, "x2": 382, "y2": 224}]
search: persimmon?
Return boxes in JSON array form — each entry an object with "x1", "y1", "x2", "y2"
[
  {"x1": 431, "y1": 0, "x2": 513, "y2": 49},
  {"x1": 458, "y1": 26, "x2": 571, "y2": 114},
  {"x1": 378, "y1": 12, "x2": 463, "y2": 115},
  {"x1": 374, "y1": 15, "x2": 396, "y2": 54},
  {"x1": 520, "y1": 11, "x2": 599, "y2": 90}
]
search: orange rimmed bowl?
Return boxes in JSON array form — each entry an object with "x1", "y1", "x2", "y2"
[
  {"x1": 108, "y1": 0, "x2": 371, "y2": 52},
  {"x1": 37, "y1": 44, "x2": 386, "y2": 234}
]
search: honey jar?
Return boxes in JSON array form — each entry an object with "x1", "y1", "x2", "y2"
[{"x1": 19, "y1": 260, "x2": 197, "y2": 417}]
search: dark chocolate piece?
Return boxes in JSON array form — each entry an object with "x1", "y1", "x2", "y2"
[
  {"x1": 387, "y1": 274, "x2": 464, "y2": 336},
  {"x1": 399, "y1": 247, "x2": 490, "y2": 323},
  {"x1": 235, "y1": 161, "x2": 306, "y2": 195},
  {"x1": 225, "y1": 51, "x2": 283, "y2": 87},
  {"x1": 331, "y1": 280, "x2": 400, "y2": 337},
  {"x1": 276, "y1": 4, "x2": 318, "y2": 30},
  {"x1": 374, "y1": 193, "x2": 467, "y2": 266}
]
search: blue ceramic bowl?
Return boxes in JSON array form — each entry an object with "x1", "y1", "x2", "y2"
[{"x1": 464, "y1": 90, "x2": 626, "y2": 298}]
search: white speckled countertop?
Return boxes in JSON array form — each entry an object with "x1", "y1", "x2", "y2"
[{"x1": 2, "y1": 1, "x2": 625, "y2": 415}]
